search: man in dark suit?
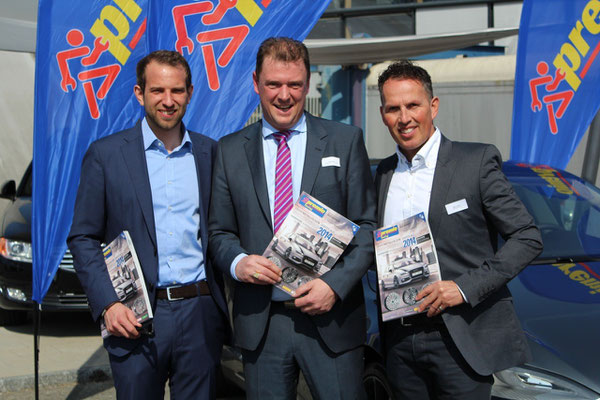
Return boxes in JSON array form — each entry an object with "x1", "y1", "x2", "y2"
[
  {"x1": 68, "y1": 50, "x2": 228, "y2": 399},
  {"x1": 208, "y1": 37, "x2": 376, "y2": 399},
  {"x1": 375, "y1": 60, "x2": 543, "y2": 399}
]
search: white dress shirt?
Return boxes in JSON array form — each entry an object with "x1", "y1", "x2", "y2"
[
  {"x1": 383, "y1": 128, "x2": 441, "y2": 227},
  {"x1": 383, "y1": 128, "x2": 468, "y2": 301}
]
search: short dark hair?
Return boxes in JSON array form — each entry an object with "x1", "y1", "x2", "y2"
[
  {"x1": 136, "y1": 50, "x2": 192, "y2": 92},
  {"x1": 378, "y1": 60, "x2": 434, "y2": 99},
  {"x1": 255, "y1": 37, "x2": 310, "y2": 80}
]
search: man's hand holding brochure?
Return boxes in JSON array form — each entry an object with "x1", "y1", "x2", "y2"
[
  {"x1": 374, "y1": 212, "x2": 441, "y2": 321},
  {"x1": 100, "y1": 231, "x2": 153, "y2": 338},
  {"x1": 262, "y1": 192, "x2": 360, "y2": 303}
]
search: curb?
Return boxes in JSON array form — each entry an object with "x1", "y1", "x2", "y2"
[{"x1": 0, "y1": 365, "x2": 112, "y2": 393}]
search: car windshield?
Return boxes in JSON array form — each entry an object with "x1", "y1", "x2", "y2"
[
  {"x1": 294, "y1": 236, "x2": 314, "y2": 252},
  {"x1": 509, "y1": 173, "x2": 600, "y2": 260}
]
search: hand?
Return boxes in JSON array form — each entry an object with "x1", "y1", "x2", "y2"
[
  {"x1": 416, "y1": 280, "x2": 465, "y2": 317},
  {"x1": 235, "y1": 255, "x2": 282, "y2": 285},
  {"x1": 103, "y1": 302, "x2": 141, "y2": 338},
  {"x1": 293, "y1": 279, "x2": 338, "y2": 315}
]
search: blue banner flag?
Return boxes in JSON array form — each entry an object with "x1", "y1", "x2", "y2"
[
  {"x1": 511, "y1": 0, "x2": 600, "y2": 168},
  {"x1": 147, "y1": 0, "x2": 331, "y2": 139},
  {"x1": 32, "y1": 0, "x2": 328, "y2": 304},
  {"x1": 32, "y1": 0, "x2": 148, "y2": 303}
]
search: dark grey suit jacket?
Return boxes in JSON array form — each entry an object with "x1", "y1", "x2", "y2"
[
  {"x1": 68, "y1": 121, "x2": 228, "y2": 357},
  {"x1": 208, "y1": 113, "x2": 377, "y2": 354},
  {"x1": 375, "y1": 134, "x2": 543, "y2": 376}
]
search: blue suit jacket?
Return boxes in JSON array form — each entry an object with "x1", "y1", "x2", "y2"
[{"x1": 68, "y1": 121, "x2": 228, "y2": 356}]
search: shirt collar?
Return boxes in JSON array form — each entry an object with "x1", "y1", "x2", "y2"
[
  {"x1": 395, "y1": 128, "x2": 441, "y2": 168},
  {"x1": 261, "y1": 113, "x2": 307, "y2": 140},
  {"x1": 141, "y1": 117, "x2": 192, "y2": 152}
]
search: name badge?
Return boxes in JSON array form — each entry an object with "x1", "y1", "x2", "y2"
[
  {"x1": 445, "y1": 198, "x2": 468, "y2": 215},
  {"x1": 321, "y1": 156, "x2": 340, "y2": 167}
]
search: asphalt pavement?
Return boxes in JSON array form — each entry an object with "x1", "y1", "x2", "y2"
[{"x1": 0, "y1": 311, "x2": 244, "y2": 399}]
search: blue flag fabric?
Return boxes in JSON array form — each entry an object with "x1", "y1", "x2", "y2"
[
  {"x1": 511, "y1": 0, "x2": 600, "y2": 168},
  {"x1": 33, "y1": 0, "x2": 328, "y2": 304},
  {"x1": 147, "y1": 0, "x2": 331, "y2": 139},
  {"x1": 32, "y1": 0, "x2": 148, "y2": 303}
]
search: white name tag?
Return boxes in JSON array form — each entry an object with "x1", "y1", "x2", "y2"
[
  {"x1": 445, "y1": 198, "x2": 468, "y2": 215},
  {"x1": 321, "y1": 156, "x2": 340, "y2": 167}
]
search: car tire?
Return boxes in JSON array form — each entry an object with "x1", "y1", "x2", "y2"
[
  {"x1": 284, "y1": 247, "x2": 292, "y2": 259},
  {"x1": 0, "y1": 308, "x2": 28, "y2": 326},
  {"x1": 271, "y1": 239, "x2": 278, "y2": 251},
  {"x1": 363, "y1": 362, "x2": 393, "y2": 400}
]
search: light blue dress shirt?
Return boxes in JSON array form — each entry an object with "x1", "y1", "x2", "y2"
[
  {"x1": 141, "y1": 118, "x2": 205, "y2": 287},
  {"x1": 229, "y1": 114, "x2": 308, "y2": 288}
]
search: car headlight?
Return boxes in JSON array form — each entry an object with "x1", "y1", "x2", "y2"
[
  {"x1": 0, "y1": 238, "x2": 33, "y2": 262},
  {"x1": 493, "y1": 366, "x2": 600, "y2": 399}
]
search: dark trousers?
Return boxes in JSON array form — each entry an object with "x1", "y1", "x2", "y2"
[
  {"x1": 109, "y1": 295, "x2": 226, "y2": 399},
  {"x1": 384, "y1": 318, "x2": 493, "y2": 400},
  {"x1": 242, "y1": 302, "x2": 366, "y2": 400}
]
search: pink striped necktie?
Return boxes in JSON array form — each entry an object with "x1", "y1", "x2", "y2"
[{"x1": 272, "y1": 130, "x2": 293, "y2": 233}]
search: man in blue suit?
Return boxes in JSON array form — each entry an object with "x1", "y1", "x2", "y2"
[{"x1": 68, "y1": 50, "x2": 228, "y2": 399}]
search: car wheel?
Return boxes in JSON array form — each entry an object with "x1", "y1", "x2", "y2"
[
  {"x1": 0, "y1": 308, "x2": 28, "y2": 326},
  {"x1": 271, "y1": 239, "x2": 278, "y2": 251},
  {"x1": 284, "y1": 247, "x2": 292, "y2": 259},
  {"x1": 267, "y1": 256, "x2": 282, "y2": 269},
  {"x1": 384, "y1": 292, "x2": 401, "y2": 311},
  {"x1": 363, "y1": 362, "x2": 393, "y2": 400},
  {"x1": 402, "y1": 287, "x2": 419, "y2": 305},
  {"x1": 281, "y1": 267, "x2": 299, "y2": 284}
]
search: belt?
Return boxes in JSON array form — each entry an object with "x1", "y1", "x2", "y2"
[
  {"x1": 397, "y1": 313, "x2": 444, "y2": 327},
  {"x1": 156, "y1": 281, "x2": 210, "y2": 301}
]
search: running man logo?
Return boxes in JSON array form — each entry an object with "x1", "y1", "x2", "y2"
[
  {"x1": 528, "y1": 0, "x2": 600, "y2": 135},
  {"x1": 171, "y1": 0, "x2": 271, "y2": 91},
  {"x1": 55, "y1": 0, "x2": 147, "y2": 119}
]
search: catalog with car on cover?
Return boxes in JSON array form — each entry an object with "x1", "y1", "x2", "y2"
[
  {"x1": 263, "y1": 192, "x2": 360, "y2": 296},
  {"x1": 100, "y1": 231, "x2": 153, "y2": 338},
  {"x1": 374, "y1": 212, "x2": 441, "y2": 321}
]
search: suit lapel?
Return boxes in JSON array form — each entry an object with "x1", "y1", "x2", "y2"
[
  {"x1": 190, "y1": 133, "x2": 210, "y2": 250},
  {"x1": 300, "y1": 114, "x2": 327, "y2": 194},
  {"x1": 244, "y1": 124, "x2": 272, "y2": 228},
  {"x1": 429, "y1": 135, "x2": 456, "y2": 237},
  {"x1": 121, "y1": 123, "x2": 157, "y2": 249},
  {"x1": 377, "y1": 155, "x2": 397, "y2": 227}
]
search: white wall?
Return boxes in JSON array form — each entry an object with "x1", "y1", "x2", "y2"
[{"x1": 0, "y1": 50, "x2": 34, "y2": 189}]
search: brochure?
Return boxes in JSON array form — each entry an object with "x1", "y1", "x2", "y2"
[
  {"x1": 374, "y1": 212, "x2": 441, "y2": 321},
  {"x1": 263, "y1": 192, "x2": 360, "y2": 296},
  {"x1": 100, "y1": 231, "x2": 153, "y2": 338}
]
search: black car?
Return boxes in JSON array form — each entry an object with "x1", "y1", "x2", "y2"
[{"x1": 0, "y1": 163, "x2": 88, "y2": 325}]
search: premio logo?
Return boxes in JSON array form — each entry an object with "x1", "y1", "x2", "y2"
[
  {"x1": 299, "y1": 194, "x2": 327, "y2": 218},
  {"x1": 528, "y1": 0, "x2": 600, "y2": 135},
  {"x1": 375, "y1": 226, "x2": 399, "y2": 242}
]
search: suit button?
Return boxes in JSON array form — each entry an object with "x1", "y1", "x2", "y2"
[{"x1": 149, "y1": 283, "x2": 154, "y2": 291}]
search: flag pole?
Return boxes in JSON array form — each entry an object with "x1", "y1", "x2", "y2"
[{"x1": 33, "y1": 301, "x2": 41, "y2": 400}]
